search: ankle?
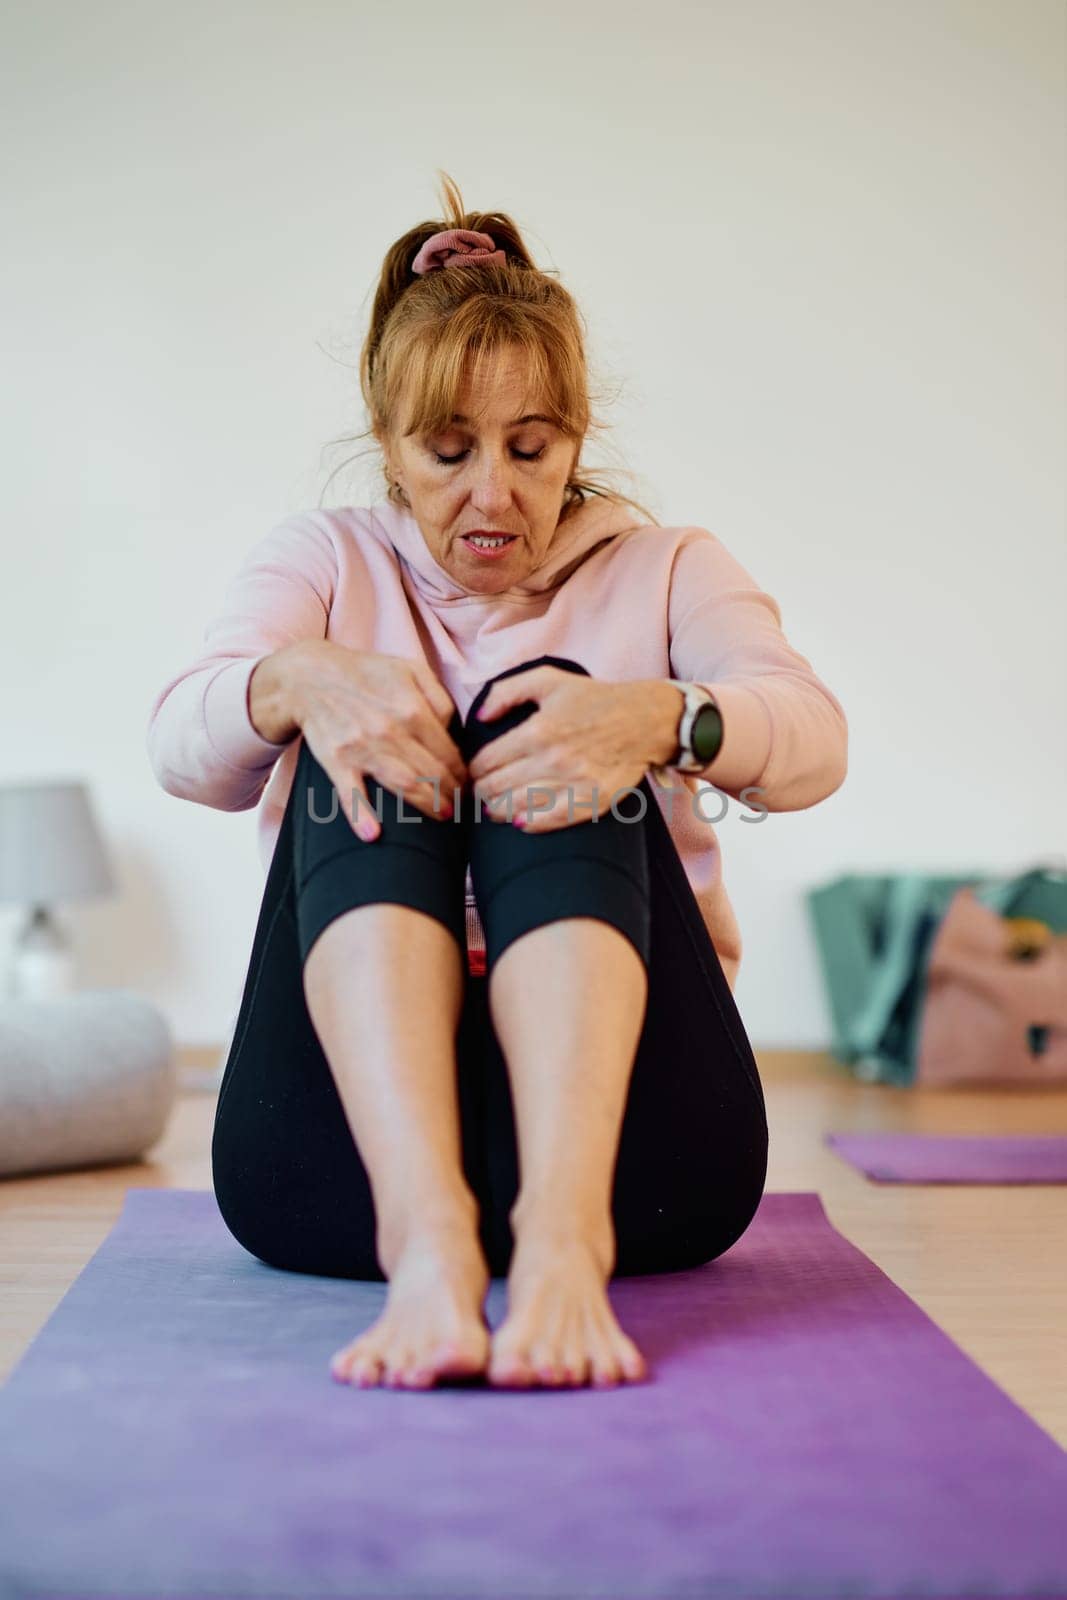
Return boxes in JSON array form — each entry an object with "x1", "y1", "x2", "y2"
[
  {"x1": 509, "y1": 1196, "x2": 616, "y2": 1276},
  {"x1": 376, "y1": 1188, "x2": 483, "y2": 1278}
]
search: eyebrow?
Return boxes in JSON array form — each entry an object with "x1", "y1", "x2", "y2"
[{"x1": 450, "y1": 412, "x2": 557, "y2": 428}]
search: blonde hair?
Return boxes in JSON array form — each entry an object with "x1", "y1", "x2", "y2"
[{"x1": 322, "y1": 171, "x2": 658, "y2": 527}]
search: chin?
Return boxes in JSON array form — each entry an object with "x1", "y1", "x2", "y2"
[
  {"x1": 462, "y1": 568, "x2": 518, "y2": 593},
  {"x1": 450, "y1": 546, "x2": 528, "y2": 584}
]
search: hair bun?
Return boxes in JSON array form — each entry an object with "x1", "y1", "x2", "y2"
[{"x1": 411, "y1": 227, "x2": 507, "y2": 276}]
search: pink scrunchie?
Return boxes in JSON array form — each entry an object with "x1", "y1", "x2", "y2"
[{"x1": 410, "y1": 227, "x2": 507, "y2": 276}]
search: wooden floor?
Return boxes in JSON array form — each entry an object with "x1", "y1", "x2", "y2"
[{"x1": 1, "y1": 1050, "x2": 1065, "y2": 1447}]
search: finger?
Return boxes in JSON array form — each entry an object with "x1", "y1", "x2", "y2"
[
  {"x1": 511, "y1": 791, "x2": 572, "y2": 834},
  {"x1": 410, "y1": 660, "x2": 462, "y2": 728},
  {"x1": 474, "y1": 667, "x2": 555, "y2": 724},
  {"x1": 475, "y1": 769, "x2": 574, "y2": 823},
  {"x1": 396, "y1": 730, "x2": 468, "y2": 809},
  {"x1": 340, "y1": 772, "x2": 382, "y2": 843},
  {"x1": 410, "y1": 706, "x2": 468, "y2": 789},
  {"x1": 374, "y1": 750, "x2": 459, "y2": 820},
  {"x1": 467, "y1": 717, "x2": 543, "y2": 782},
  {"x1": 517, "y1": 775, "x2": 612, "y2": 832},
  {"x1": 395, "y1": 671, "x2": 467, "y2": 787},
  {"x1": 515, "y1": 778, "x2": 609, "y2": 832}
]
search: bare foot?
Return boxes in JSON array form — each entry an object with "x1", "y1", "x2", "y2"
[
  {"x1": 488, "y1": 1223, "x2": 648, "y2": 1390},
  {"x1": 330, "y1": 1230, "x2": 491, "y2": 1390}
]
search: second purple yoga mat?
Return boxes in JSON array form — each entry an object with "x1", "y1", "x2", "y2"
[
  {"x1": 0, "y1": 1186, "x2": 1064, "y2": 1599},
  {"x1": 827, "y1": 1131, "x2": 1067, "y2": 1184}
]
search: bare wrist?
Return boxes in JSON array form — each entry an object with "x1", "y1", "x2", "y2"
[
  {"x1": 248, "y1": 641, "x2": 322, "y2": 744},
  {"x1": 644, "y1": 680, "x2": 685, "y2": 767}
]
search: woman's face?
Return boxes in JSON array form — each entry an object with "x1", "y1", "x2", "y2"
[{"x1": 383, "y1": 348, "x2": 579, "y2": 595}]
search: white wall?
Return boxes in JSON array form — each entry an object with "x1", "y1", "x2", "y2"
[{"x1": 1, "y1": 0, "x2": 1063, "y2": 1050}]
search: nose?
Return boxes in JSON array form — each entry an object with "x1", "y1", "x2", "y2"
[{"x1": 468, "y1": 448, "x2": 517, "y2": 515}]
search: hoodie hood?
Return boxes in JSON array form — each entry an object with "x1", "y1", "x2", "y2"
[{"x1": 369, "y1": 494, "x2": 648, "y2": 606}]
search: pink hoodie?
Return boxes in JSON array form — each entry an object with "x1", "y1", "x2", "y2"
[{"x1": 146, "y1": 495, "x2": 848, "y2": 990}]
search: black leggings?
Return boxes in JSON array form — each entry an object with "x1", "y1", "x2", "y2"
[{"x1": 211, "y1": 655, "x2": 769, "y2": 1282}]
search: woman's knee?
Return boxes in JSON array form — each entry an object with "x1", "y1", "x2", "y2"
[
  {"x1": 461, "y1": 655, "x2": 653, "y2": 977},
  {"x1": 290, "y1": 738, "x2": 468, "y2": 969}
]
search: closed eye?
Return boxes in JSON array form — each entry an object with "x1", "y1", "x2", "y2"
[{"x1": 434, "y1": 447, "x2": 545, "y2": 465}]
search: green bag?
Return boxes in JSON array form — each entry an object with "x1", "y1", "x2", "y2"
[{"x1": 805, "y1": 861, "x2": 1067, "y2": 1085}]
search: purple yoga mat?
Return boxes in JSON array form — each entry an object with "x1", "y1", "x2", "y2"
[
  {"x1": 0, "y1": 1188, "x2": 1065, "y2": 1600},
  {"x1": 827, "y1": 1131, "x2": 1067, "y2": 1184}
]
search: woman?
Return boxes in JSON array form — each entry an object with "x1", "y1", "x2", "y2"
[{"x1": 146, "y1": 178, "x2": 848, "y2": 1395}]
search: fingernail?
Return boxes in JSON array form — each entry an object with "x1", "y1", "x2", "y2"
[
  {"x1": 357, "y1": 820, "x2": 378, "y2": 842},
  {"x1": 512, "y1": 814, "x2": 526, "y2": 829}
]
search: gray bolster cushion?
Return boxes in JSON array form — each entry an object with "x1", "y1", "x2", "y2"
[{"x1": 0, "y1": 990, "x2": 176, "y2": 1179}]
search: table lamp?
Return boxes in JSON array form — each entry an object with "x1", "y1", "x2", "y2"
[{"x1": 0, "y1": 780, "x2": 116, "y2": 1001}]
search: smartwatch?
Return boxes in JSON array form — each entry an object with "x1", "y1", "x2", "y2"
[{"x1": 650, "y1": 681, "x2": 724, "y2": 783}]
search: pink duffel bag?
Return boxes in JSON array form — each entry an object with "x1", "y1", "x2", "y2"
[{"x1": 915, "y1": 886, "x2": 1067, "y2": 1087}]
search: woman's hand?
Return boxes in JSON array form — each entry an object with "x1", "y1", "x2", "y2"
[
  {"x1": 468, "y1": 667, "x2": 682, "y2": 833},
  {"x1": 285, "y1": 641, "x2": 468, "y2": 841}
]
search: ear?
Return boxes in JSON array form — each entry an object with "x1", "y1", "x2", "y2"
[{"x1": 377, "y1": 429, "x2": 401, "y2": 492}]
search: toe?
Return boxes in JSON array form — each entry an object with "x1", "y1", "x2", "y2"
[
  {"x1": 331, "y1": 1338, "x2": 362, "y2": 1379},
  {"x1": 399, "y1": 1363, "x2": 436, "y2": 1389},
  {"x1": 526, "y1": 1340, "x2": 560, "y2": 1385},
  {"x1": 331, "y1": 1341, "x2": 366, "y2": 1383},
  {"x1": 561, "y1": 1342, "x2": 591, "y2": 1386},
  {"x1": 588, "y1": 1331, "x2": 622, "y2": 1388},
  {"x1": 393, "y1": 1346, "x2": 428, "y2": 1386},
  {"x1": 349, "y1": 1353, "x2": 385, "y2": 1388},
  {"x1": 619, "y1": 1339, "x2": 648, "y2": 1382},
  {"x1": 488, "y1": 1343, "x2": 536, "y2": 1387}
]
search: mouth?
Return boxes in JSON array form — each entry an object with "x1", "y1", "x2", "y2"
[{"x1": 461, "y1": 531, "x2": 519, "y2": 559}]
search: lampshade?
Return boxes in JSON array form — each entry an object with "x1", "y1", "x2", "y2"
[{"x1": 0, "y1": 781, "x2": 116, "y2": 907}]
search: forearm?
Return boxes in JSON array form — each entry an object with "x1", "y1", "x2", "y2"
[
  {"x1": 664, "y1": 526, "x2": 848, "y2": 807},
  {"x1": 634, "y1": 677, "x2": 778, "y2": 798}
]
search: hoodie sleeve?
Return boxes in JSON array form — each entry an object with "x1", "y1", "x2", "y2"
[
  {"x1": 666, "y1": 528, "x2": 848, "y2": 812},
  {"x1": 145, "y1": 512, "x2": 338, "y2": 811}
]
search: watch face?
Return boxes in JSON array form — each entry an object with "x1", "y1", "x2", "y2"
[{"x1": 691, "y1": 702, "x2": 724, "y2": 763}]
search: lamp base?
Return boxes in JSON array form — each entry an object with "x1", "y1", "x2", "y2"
[{"x1": 10, "y1": 906, "x2": 74, "y2": 1002}]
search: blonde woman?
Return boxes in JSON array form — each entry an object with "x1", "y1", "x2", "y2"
[{"x1": 147, "y1": 176, "x2": 847, "y2": 1393}]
